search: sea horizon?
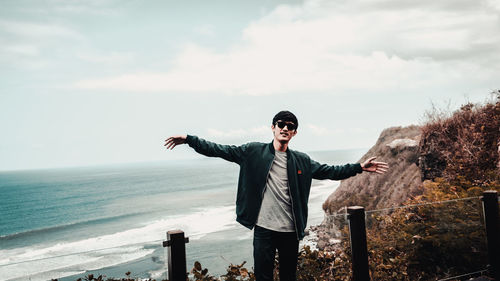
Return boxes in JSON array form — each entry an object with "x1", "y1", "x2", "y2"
[{"x1": 0, "y1": 147, "x2": 368, "y2": 174}]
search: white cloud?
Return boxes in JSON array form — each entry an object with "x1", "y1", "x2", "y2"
[
  {"x1": 305, "y1": 123, "x2": 380, "y2": 137},
  {"x1": 486, "y1": 0, "x2": 500, "y2": 11},
  {"x1": 206, "y1": 126, "x2": 269, "y2": 138},
  {"x1": 0, "y1": 20, "x2": 83, "y2": 40},
  {"x1": 194, "y1": 24, "x2": 216, "y2": 37},
  {"x1": 76, "y1": 51, "x2": 135, "y2": 65},
  {"x1": 73, "y1": 0, "x2": 500, "y2": 95},
  {"x1": 2, "y1": 44, "x2": 39, "y2": 56},
  {"x1": 45, "y1": 0, "x2": 119, "y2": 15},
  {"x1": 0, "y1": 20, "x2": 85, "y2": 69},
  {"x1": 0, "y1": 44, "x2": 49, "y2": 69},
  {"x1": 306, "y1": 124, "x2": 332, "y2": 136}
]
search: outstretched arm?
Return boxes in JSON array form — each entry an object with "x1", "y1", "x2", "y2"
[
  {"x1": 311, "y1": 156, "x2": 389, "y2": 180},
  {"x1": 164, "y1": 134, "x2": 247, "y2": 164},
  {"x1": 361, "y1": 157, "x2": 389, "y2": 174},
  {"x1": 164, "y1": 135, "x2": 187, "y2": 150}
]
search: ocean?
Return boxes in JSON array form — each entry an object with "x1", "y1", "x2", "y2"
[{"x1": 0, "y1": 149, "x2": 365, "y2": 281}]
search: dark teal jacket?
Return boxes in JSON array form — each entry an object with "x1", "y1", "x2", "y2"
[{"x1": 186, "y1": 135, "x2": 363, "y2": 240}]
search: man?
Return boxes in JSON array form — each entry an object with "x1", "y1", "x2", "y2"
[{"x1": 164, "y1": 110, "x2": 388, "y2": 281}]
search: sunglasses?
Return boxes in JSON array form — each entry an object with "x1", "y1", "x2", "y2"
[{"x1": 275, "y1": 121, "x2": 297, "y2": 131}]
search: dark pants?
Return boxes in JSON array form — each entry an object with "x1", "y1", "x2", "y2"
[{"x1": 253, "y1": 225, "x2": 299, "y2": 281}]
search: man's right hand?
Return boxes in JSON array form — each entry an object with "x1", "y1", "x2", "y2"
[{"x1": 164, "y1": 135, "x2": 187, "y2": 150}]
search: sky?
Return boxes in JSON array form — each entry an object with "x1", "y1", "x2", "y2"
[{"x1": 0, "y1": 0, "x2": 499, "y2": 171}]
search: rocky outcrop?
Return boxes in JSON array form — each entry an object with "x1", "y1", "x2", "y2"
[
  {"x1": 322, "y1": 125, "x2": 423, "y2": 214},
  {"x1": 316, "y1": 125, "x2": 424, "y2": 251}
]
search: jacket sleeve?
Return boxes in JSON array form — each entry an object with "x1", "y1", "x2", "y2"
[
  {"x1": 310, "y1": 159, "x2": 363, "y2": 180},
  {"x1": 186, "y1": 135, "x2": 247, "y2": 164}
]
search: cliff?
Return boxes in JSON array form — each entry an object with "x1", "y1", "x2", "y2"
[
  {"x1": 322, "y1": 125, "x2": 423, "y2": 214},
  {"x1": 316, "y1": 94, "x2": 499, "y2": 255}
]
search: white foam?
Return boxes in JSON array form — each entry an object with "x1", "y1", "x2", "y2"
[
  {"x1": 149, "y1": 267, "x2": 167, "y2": 280},
  {"x1": 235, "y1": 231, "x2": 253, "y2": 241},
  {"x1": 309, "y1": 180, "x2": 339, "y2": 200},
  {"x1": 9, "y1": 270, "x2": 87, "y2": 281},
  {"x1": 0, "y1": 183, "x2": 338, "y2": 280},
  {"x1": 300, "y1": 228, "x2": 319, "y2": 252},
  {"x1": 0, "y1": 205, "x2": 238, "y2": 281}
]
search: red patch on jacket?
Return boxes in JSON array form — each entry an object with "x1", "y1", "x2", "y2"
[{"x1": 297, "y1": 170, "x2": 302, "y2": 174}]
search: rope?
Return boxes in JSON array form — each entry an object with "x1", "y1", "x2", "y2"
[
  {"x1": 436, "y1": 268, "x2": 489, "y2": 281},
  {"x1": 324, "y1": 196, "x2": 482, "y2": 217},
  {"x1": 365, "y1": 196, "x2": 481, "y2": 214}
]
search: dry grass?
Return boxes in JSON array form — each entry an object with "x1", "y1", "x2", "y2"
[{"x1": 419, "y1": 92, "x2": 500, "y2": 184}]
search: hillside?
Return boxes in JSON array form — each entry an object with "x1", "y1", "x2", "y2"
[
  {"x1": 322, "y1": 125, "x2": 423, "y2": 214},
  {"x1": 311, "y1": 94, "x2": 499, "y2": 280},
  {"x1": 322, "y1": 94, "x2": 499, "y2": 215}
]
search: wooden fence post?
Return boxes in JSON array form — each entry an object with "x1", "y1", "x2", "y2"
[
  {"x1": 347, "y1": 206, "x2": 370, "y2": 281},
  {"x1": 482, "y1": 190, "x2": 499, "y2": 280},
  {"x1": 163, "y1": 230, "x2": 189, "y2": 281}
]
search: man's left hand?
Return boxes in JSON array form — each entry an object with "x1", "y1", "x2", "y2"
[{"x1": 361, "y1": 157, "x2": 389, "y2": 174}]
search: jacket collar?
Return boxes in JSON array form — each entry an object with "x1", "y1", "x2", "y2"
[{"x1": 268, "y1": 140, "x2": 292, "y2": 157}]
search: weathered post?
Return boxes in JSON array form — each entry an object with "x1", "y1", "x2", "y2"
[
  {"x1": 482, "y1": 190, "x2": 499, "y2": 280},
  {"x1": 347, "y1": 206, "x2": 370, "y2": 281},
  {"x1": 163, "y1": 230, "x2": 189, "y2": 281}
]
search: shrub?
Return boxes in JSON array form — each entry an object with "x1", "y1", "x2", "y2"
[{"x1": 419, "y1": 92, "x2": 500, "y2": 184}]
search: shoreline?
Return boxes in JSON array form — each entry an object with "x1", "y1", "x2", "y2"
[{"x1": 1, "y1": 152, "x2": 364, "y2": 281}]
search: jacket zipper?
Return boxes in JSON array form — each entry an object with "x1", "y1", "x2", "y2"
[
  {"x1": 254, "y1": 154, "x2": 275, "y2": 228},
  {"x1": 287, "y1": 182, "x2": 300, "y2": 241}
]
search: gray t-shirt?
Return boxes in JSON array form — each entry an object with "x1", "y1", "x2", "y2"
[{"x1": 256, "y1": 150, "x2": 295, "y2": 232}]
